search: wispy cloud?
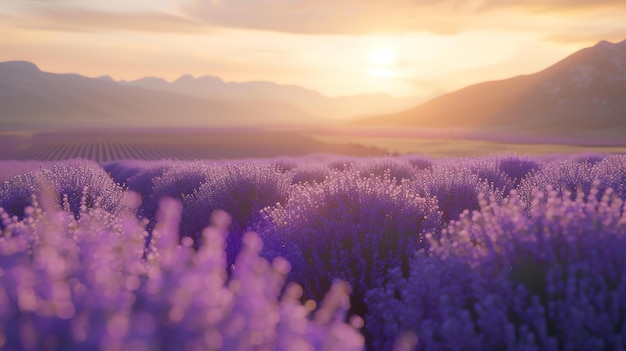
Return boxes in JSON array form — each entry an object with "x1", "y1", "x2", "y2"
[
  {"x1": 177, "y1": 0, "x2": 626, "y2": 35},
  {"x1": 177, "y1": 0, "x2": 478, "y2": 35},
  {"x1": 3, "y1": 0, "x2": 625, "y2": 37},
  {"x1": 479, "y1": 0, "x2": 625, "y2": 12},
  {"x1": 13, "y1": 8, "x2": 209, "y2": 33},
  {"x1": 0, "y1": 0, "x2": 208, "y2": 33}
]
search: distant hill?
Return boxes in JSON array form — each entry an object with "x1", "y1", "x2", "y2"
[
  {"x1": 0, "y1": 61, "x2": 320, "y2": 130},
  {"x1": 355, "y1": 39, "x2": 626, "y2": 138},
  {"x1": 121, "y1": 75, "x2": 421, "y2": 120}
]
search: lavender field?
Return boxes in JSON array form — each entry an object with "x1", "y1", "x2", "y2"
[{"x1": 0, "y1": 153, "x2": 625, "y2": 350}]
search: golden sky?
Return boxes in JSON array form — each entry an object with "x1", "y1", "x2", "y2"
[{"x1": 1, "y1": 0, "x2": 624, "y2": 97}]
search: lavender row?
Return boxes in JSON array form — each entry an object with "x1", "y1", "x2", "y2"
[
  {"x1": 366, "y1": 185, "x2": 626, "y2": 350},
  {"x1": 0, "y1": 152, "x2": 625, "y2": 349}
]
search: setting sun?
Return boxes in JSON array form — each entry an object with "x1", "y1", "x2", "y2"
[
  {"x1": 369, "y1": 48, "x2": 397, "y2": 66},
  {"x1": 368, "y1": 48, "x2": 398, "y2": 78}
]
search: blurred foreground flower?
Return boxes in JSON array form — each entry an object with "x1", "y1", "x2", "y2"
[{"x1": 0, "y1": 193, "x2": 363, "y2": 350}]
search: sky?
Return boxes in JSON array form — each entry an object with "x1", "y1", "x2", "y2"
[{"x1": 0, "y1": 0, "x2": 624, "y2": 98}]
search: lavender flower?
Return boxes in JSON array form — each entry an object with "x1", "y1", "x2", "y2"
[
  {"x1": 181, "y1": 164, "x2": 292, "y2": 266},
  {"x1": 0, "y1": 195, "x2": 364, "y2": 350},
  {"x1": 367, "y1": 185, "x2": 626, "y2": 350},
  {"x1": 0, "y1": 162, "x2": 128, "y2": 226},
  {"x1": 354, "y1": 158, "x2": 420, "y2": 184},
  {"x1": 413, "y1": 166, "x2": 500, "y2": 224},
  {"x1": 262, "y1": 170, "x2": 440, "y2": 319}
]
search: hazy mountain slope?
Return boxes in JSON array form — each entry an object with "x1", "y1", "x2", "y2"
[
  {"x1": 355, "y1": 40, "x2": 626, "y2": 137},
  {"x1": 123, "y1": 75, "x2": 421, "y2": 119},
  {"x1": 0, "y1": 62, "x2": 318, "y2": 130}
]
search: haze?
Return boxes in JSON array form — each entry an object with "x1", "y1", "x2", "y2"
[{"x1": 1, "y1": 0, "x2": 624, "y2": 98}]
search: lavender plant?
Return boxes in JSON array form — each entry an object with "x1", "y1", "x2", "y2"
[
  {"x1": 0, "y1": 162, "x2": 128, "y2": 226},
  {"x1": 42, "y1": 162, "x2": 128, "y2": 217},
  {"x1": 590, "y1": 155, "x2": 626, "y2": 200},
  {"x1": 413, "y1": 166, "x2": 499, "y2": 224},
  {"x1": 366, "y1": 185, "x2": 626, "y2": 350},
  {"x1": 518, "y1": 156, "x2": 626, "y2": 204},
  {"x1": 102, "y1": 160, "x2": 145, "y2": 185},
  {"x1": 141, "y1": 162, "x2": 215, "y2": 235},
  {"x1": 0, "y1": 194, "x2": 364, "y2": 350},
  {"x1": 271, "y1": 157, "x2": 299, "y2": 173},
  {"x1": 457, "y1": 157, "x2": 517, "y2": 195},
  {"x1": 493, "y1": 154, "x2": 542, "y2": 187},
  {"x1": 261, "y1": 170, "x2": 440, "y2": 319},
  {"x1": 572, "y1": 153, "x2": 605, "y2": 165},
  {"x1": 290, "y1": 163, "x2": 332, "y2": 185},
  {"x1": 354, "y1": 158, "x2": 419, "y2": 184},
  {"x1": 400, "y1": 155, "x2": 434, "y2": 171},
  {"x1": 181, "y1": 164, "x2": 292, "y2": 266},
  {"x1": 0, "y1": 172, "x2": 40, "y2": 224},
  {"x1": 327, "y1": 158, "x2": 356, "y2": 172},
  {"x1": 124, "y1": 163, "x2": 172, "y2": 198}
]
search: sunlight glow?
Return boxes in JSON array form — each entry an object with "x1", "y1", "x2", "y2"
[
  {"x1": 368, "y1": 48, "x2": 398, "y2": 78},
  {"x1": 368, "y1": 67, "x2": 396, "y2": 78},
  {"x1": 369, "y1": 48, "x2": 397, "y2": 66}
]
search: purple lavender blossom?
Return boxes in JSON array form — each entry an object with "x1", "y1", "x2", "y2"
[
  {"x1": 367, "y1": 185, "x2": 626, "y2": 350},
  {"x1": 0, "y1": 195, "x2": 364, "y2": 350},
  {"x1": 181, "y1": 164, "x2": 292, "y2": 266},
  {"x1": 0, "y1": 162, "x2": 128, "y2": 226},
  {"x1": 413, "y1": 165, "x2": 500, "y2": 224},
  {"x1": 261, "y1": 170, "x2": 440, "y2": 320}
]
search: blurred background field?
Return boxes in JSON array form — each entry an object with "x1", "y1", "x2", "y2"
[{"x1": 1, "y1": 128, "x2": 624, "y2": 163}]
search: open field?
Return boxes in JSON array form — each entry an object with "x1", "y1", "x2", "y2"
[
  {"x1": 308, "y1": 126, "x2": 626, "y2": 157},
  {"x1": 2, "y1": 127, "x2": 625, "y2": 162},
  {"x1": 0, "y1": 128, "x2": 387, "y2": 162},
  {"x1": 310, "y1": 134, "x2": 626, "y2": 157}
]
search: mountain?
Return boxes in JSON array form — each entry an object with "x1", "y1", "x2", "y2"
[
  {"x1": 355, "y1": 39, "x2": 626, "y2": 138},
  {"x1": 0, "y1": 61, "x2": 319, "y2": 130},
  {"x1": 122, "y1": 75, "x2": 421, "y2": 120}
]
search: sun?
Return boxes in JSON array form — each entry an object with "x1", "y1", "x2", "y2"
[
  {"x1": 368, "y1": 47, "x2": 398, "y2": 78},
  {"x1": 369, "y1": 48, "x2": 397, "y2": 66}
]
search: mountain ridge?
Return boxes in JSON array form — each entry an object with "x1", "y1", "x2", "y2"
[
  {"x1": 0, "y1": 62, "x2": 321, "y2": 130},
  {"x1": 120, "y1": 73, "x2": 421, "y2": 119},
  {"x1": 354, "y1": 39, "x2": 626, "y2": 138}
]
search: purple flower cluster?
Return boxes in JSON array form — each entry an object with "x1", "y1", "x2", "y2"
[
  {"x1": 366, "y1": 185, "x2": 626, "y2": 350},
  {"x1": 492, "y1": 154, "x2": 542, "y2": 187},
  {"x1": 0, "y1": 161, "x2": 128, "y2": 226},
  {"x1": 354, "y1": 157, "x2": 422, "y2": 184},
  {"x1": 141, "y1": 162, "x2": 215, "y2": 235},
  {"x1": 261, "y1": 170, "x2": 441, "y2": 319},
  {"x1": 290, "y1": 163, "x2": 333, "y2": 185},
  {"x1": 412, "y1": 165, "x2": 500, "y2": 224},
  {"x1": 0, "y1": 194, "x2": 363, "y2": 350},
  {"x1": 519, "y1": 155, "x2": 626, "y2": 204},
  {"x1": 181, "y1": 163, "x2": 292, "y2": 266}
]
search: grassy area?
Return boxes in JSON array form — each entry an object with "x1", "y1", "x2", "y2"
[{"x1": 309, "y1": 134, "x2": 626, "y2": 157}]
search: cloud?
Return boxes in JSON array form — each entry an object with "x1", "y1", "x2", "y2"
[
  {"x1": 6, "y1": 6, "x2": 209, "y2": 33},
  {"x1": 479, "y1": 0, "x2": 626, "y2": 12},
  {"x1": 177, "y1": 0, "x2": 626, "y2": 35},
  {"x1": 4, "y1": 0, "x2": 624, "y2": 37},
  {"x1": 178, "y1": 0, "x2": 476, "y2": 35}
]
